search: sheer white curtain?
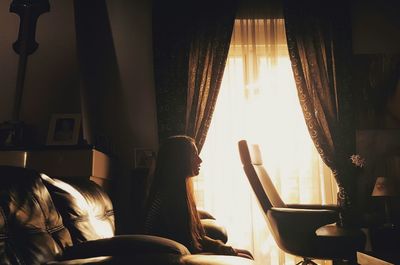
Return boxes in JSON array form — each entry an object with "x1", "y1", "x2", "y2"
[{"x1": 194, "y1": 19, "x2": 338, "y2": 265}]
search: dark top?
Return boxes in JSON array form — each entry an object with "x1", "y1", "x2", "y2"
[{"x1": 144, "y1": 187, "x2": 197, "y2": 252}]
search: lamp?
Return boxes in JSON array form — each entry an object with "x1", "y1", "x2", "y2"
[{"x1": 372, "y1": 176, "x2": 398, "y2": 228}]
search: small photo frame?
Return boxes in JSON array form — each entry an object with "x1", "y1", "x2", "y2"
[
  {"x1": 134, "y1": 148, "x2": 155, "y2": 168},
  {"x1": 46, "y1": 114, "x2": 81, "y2": 146}
]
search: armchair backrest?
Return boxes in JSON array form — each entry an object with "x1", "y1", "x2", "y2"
[{"x1": 238, "y1": 140, "x2": 286, "y2": 212}]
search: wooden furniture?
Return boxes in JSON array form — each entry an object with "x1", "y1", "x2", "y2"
[
  {"x1": 355, "y1": 223, "x2": 400, "y2": 265},
  {"x1": 369, "y1": 225, "x2": 400, "y2": 251},
  {"x1": 0, "y1": 150, "x2": 27, "y2": 167},
  {"x1": 357, "y1": 251, "x2": 399, "y2": 265},
  {"x1": 0, "y1": 147, "x2": 112, "y2": 190}
]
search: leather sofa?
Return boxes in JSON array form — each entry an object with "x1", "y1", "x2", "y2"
[{"x1": 0, "y1": 166, "x2": 254, "y2": 265}]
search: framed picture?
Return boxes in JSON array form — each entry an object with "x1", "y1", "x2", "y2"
[
  {"x1": 134, "y1": 148, "x2": 155, "y2": 168},
  {"x1": 46, "y1": 114, "x2": 81, "y2": 146}
]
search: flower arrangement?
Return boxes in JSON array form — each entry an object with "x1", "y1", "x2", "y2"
[{"x1": 350, "y1": 154, "x2": 366, "y2": 168}]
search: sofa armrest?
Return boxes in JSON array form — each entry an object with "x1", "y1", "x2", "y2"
[
  {"x1": 201, "y1": 219, "x2": 228, "y2": 244},
  {"x1": 48, "y1": 254, "x2": 256, "y2": 265},
  {"x1": 47, "y1": 257, "x2": 112, "y2": 265},
  {"x1": 198, "y1": 209, "x2": 216, "y2": 220},
  {"x1": 197, "y1": 209, "x2": 228, "y2": 243},
  {"x1": 47, "y1": 254, "x2": 185, "y2": 265},
  {"x1": 60, "y1": 235, "x2": 190, "y2": 260}
]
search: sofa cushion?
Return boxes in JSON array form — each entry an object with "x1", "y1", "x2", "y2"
[
  {"x1": 0, "y1": 166, "x2": 72, "y2": 265},
  {"x1": 41, "y1": 174, "x2": 115, "y2": 244}
]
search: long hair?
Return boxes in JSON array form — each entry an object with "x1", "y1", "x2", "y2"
[
  {"x1": 147, "y1": 135, "x2": 205, "y2": 251},
  {"x1": 153, "y1": 135, "x2": 194, "y2": 184}
]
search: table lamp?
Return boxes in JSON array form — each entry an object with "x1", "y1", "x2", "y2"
[{"x1": 372, "y1": 176, "x2": 398, "y2": 228}]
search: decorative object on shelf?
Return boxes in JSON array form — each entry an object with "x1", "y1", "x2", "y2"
[
  {"x1": 10, "y1": 0, "x2": 50, "y2": 121},
  {"x1": 0, "y1": 120, "x2": 26, "y2": 147},
  {"x1": 46, "y1": 114, "x2": 82, "y2": 146},
  {"x1": 372, "y1": 176, "x2": 399, "y2": 228}
]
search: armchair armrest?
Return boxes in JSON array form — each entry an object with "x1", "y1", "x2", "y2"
[
  {"x1": 60, "y1": 235, "x2": 190, "y2": 261},
  {"x1": 286, "y1": 203, "x2": 341, "y2": 212},
  {"x1": 267, "y1": 207, "x2": 338, "y2": 240}
]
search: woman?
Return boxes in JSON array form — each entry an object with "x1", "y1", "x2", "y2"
[{"x1": 143, "y1": 135, "x2": 238, "y2": 255}]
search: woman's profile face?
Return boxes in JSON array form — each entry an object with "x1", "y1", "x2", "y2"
[{"x1": 189, "y1": 143, "x2": 202, "y2": 177}]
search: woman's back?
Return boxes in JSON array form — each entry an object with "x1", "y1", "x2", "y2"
[
  {"x1": 144, "y1": 181, "x2": 197, "y2": 251},
  {"x1": 143, "y1": 135, "x2": 245, "y2": 257}
]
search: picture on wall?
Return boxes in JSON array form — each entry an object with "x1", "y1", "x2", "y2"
[{"x1": 46, "y1": 114, "x2": 81, "y2": 146}]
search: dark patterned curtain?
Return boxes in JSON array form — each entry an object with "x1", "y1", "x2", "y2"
[
  {"x1": 283, "y1": 0, "x2": 357, "y2": 225},
  {"x1": 153, "y1": 0, "x2": 236, "y2": 151},
  {"x1": 153, "y1": 1, "x2": 190, "y2": 141}
]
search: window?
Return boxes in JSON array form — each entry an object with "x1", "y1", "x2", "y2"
[{"x1": 194, "y1": 19, "x2": 337, "y2": 265}]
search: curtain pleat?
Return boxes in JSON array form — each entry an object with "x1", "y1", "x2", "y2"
[
  {"x1": 152, "y1": 1, "x2": 191, "y2": 140},
  {"x1": 185, "y1": 3, "x2": 236, "y2": 150},
  {"x1": 283, "y1": 0, "x2": 358, "y2": 225},
  {"x1": 153, "y1": 0, "x2": 236, "y2": 149}
]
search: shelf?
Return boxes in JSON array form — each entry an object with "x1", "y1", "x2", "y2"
[{"x1": 0, "y1": 148, "x2": 112, "y2": 190}]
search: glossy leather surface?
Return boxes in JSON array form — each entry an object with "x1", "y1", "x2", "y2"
[
  {"x1": 41, "y1": 174, "x2": 115, "y2": 243},
  {"x1": 0, "y1": 166, "x2": 72, "y2": 265},
  {"x1": 0, "y1": 166, "x2": 254, "y2": 265}
]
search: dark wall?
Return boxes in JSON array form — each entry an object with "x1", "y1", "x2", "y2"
[
  {"x1": 0, "y1": 0, "x2": 157, "y2": 232},
  {"x1": 0, "y1": 0, "x2": 157, "y2": 150},
  {"x1": 351, "y1": 0, "x2": 400, "y2": 222},
  {"x1": 352, "y1": 0, "x2": 400, "y2": 54},
  {"x1": 351, "y1": 0, "x2": 400, "y2": 129},
  {"x1": 0, "y1": 1, "x2": 80, "y2": 144}
]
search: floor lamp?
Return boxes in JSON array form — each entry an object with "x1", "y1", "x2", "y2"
[{"x1": 0, "y1": 0, "x2": 50, "y2": 147}]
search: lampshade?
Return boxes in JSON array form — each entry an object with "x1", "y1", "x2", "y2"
[{"x1": 372, "y1": 176, "x2": 398, "y2": 197}]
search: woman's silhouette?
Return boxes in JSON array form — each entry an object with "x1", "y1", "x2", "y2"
[{"x1": 144, "y1": 135, "x2": 244, "y2": 256}]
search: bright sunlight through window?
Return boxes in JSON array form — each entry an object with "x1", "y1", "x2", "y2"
[{"x1": 194, "y1": 19, "x2": 338, "y2": 265}]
